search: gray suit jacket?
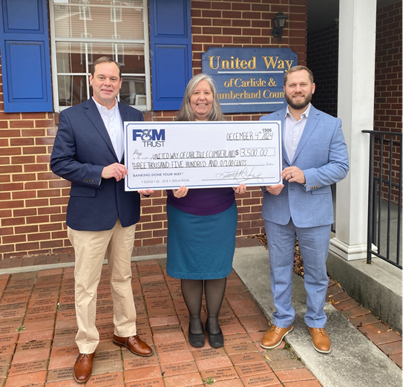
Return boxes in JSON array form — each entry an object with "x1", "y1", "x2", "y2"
[{"x1": 260, "y1": 105, "x2": 349, "y2": 228}]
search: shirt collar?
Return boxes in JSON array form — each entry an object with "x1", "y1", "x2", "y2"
[
  {"x1": 92, "y1": 97, "x2": 119, "y2": 113},
  {"x1": 284, "y1": 103, "x2": 312, "y2": 120}
]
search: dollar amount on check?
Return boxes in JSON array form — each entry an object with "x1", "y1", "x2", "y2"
[{"x1": 124, "y1": 121, "x2": 282, "y2": 190}]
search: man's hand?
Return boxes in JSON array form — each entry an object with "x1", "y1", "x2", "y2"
[
  {"x1": 102, "y1": 163, "x2": 128, "y2": 182},
  {"x1": 265, "y1": 184, "x2": 284, "y2": 195},
  {"x1": 282, "y1": 167, "x2": 306, "y2": 185}
]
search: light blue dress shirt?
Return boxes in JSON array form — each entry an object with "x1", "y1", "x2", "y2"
[{"x1": 283, "y1": 103, "x2": 311, "y2": 161}]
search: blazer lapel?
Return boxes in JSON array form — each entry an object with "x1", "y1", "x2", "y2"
[
  {"x1": 276, "y1": 109, "x2": 291, "y2": 166},
  {"x1": 291, "y1": 105, "x2": 319, "y2": 163},
  {"x1": 118, "y1": 102, "x2": 133, "y2": 163},
  {"x1": 84, "y1": 99, "x2": 119, "y2": 161},
  {"x1": 118, "y1": 102, "x2": 130, "y2": 122}
]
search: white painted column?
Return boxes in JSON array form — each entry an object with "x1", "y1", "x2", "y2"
[{"x1": 330, "y1": 0, "x2": 377, "y2": 260}]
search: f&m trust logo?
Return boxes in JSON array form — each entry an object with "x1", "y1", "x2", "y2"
[{"x1": 132, "y1": 129, "x2": 165, "y2": 147}]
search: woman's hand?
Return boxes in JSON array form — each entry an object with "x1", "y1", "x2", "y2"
[
  {"x1": 265, "y1": 184, "x2": 284, "y2": 195},
  {"x1": 233, "y1": 183, "x2": 246, "y2": 194},
  {"x1": 138, "y1": 189, "x2": 155, "y2": 196},
  {"x1": 172, "y1": 186, "x2": 188, "y2": 198}
]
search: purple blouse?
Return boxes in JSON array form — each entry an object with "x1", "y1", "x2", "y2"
[{"x1": 166, "y1": 188, "x2": 235, "y2": 216}]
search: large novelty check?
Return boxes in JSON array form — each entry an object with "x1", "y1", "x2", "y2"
[{"x1": 124, "y1": 121, "x2": 282, "y2": 190}]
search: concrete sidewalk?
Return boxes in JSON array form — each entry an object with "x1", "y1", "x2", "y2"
[{"x1": 233, "y1": 245, "x2": 402, "y2": 387}]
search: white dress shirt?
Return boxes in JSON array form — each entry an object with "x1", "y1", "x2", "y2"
[
  {"x1": 92, "y1": 97, "x2": 124, "y2": 161},
  {"x1": 283, "y1": 103, "x2": 311, "y2": 162}
]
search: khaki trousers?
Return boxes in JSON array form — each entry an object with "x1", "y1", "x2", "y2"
[{"x1": 68, "y1": 219, "x2": 137, "y2": 354}]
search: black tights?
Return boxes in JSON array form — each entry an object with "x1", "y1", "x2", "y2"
[{"x1": 181, "y1": 278, "x2": 227, "y2": 334}]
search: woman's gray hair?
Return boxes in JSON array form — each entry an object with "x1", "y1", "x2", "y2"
[{"x1": 176, "y1": 73, "x2": 225, "y2": 121}]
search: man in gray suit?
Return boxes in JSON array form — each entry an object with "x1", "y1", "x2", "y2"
[{"x1": 259, "y1": 66, "x2": 349, "y2": 354}]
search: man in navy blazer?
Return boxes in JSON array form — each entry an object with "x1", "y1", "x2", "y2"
[
  {"x1": 259, "y1": 66, "x2": 349, "y2": 354},
  {"x1": 51, "y1": 57, "x2": 153, "y2": 383}
]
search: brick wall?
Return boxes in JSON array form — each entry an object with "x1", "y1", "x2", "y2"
[
  {"x1": 374, "y1": 1, "x2": 402, "y2": 136},
  {"x1": 307, "y1": 24, "x2": 339, "y2": 117},
  {"x1": 373, "y1": 1, "x2": 402, "y2": 206},
  {"x1": 0, "y1": 0, "x2": 308, "y2": 261}
]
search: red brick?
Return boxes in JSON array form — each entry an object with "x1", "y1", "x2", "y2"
[
  {"x1": 196, "y1": 356, "x2": 232, "y2": 371},
  {"x1": 202, "y1": 10, "x2": 222, "y2": 18},
  {"x1": 340, "y1": 305, "x2": 371, "y2": 319},
  {"x1": 4, "y1": 370, "x2": 47, "y2": 386},
  {"x1": 9, "y1": 138, "x2": 34, "y2": 146},
  {"x1": 192, "y1": 1, "x2": 211, "y2": 9},
  {"x1": 275, "y1": 368, "x2": 316, "y2": 383},
  {"x1": 9, "y1": 120, "x2": 34, "y2": 128},
  {"x1": 2, "y1": 234, "x2": 27, "y2": 244},
  {"x1": 163, "y1": 372, "x2": 204, "y2": 387},
  {"x1": 12, "y1": 173, "x2": 36, "y2": 182},
  {"x1": 21, "y1": 129, "x2": 45, "y2": 137},
  {"x1": 35, "y1": 120, "x2": 55, "y2": 127},
  {"x1": 233, "y1": 2, "x2": 252, "y2": 10},
  {"x1": 22, "y1": 146, "x2": 47, "y2": 155},
  {"x1": 15, "y1": 242, "x2": 40, "y2": 251},
  {"x1": 389, "y1": 353, "x2": 402, "y2": 368},
  {"x1": 223, "y1": 28, "x2": 242, "y2": 35},
  {"x1": 378, "y1": 341, "x2": 403, "y2": 356},
  {"x1": 26, "y1": 199, "x2": 49, "y2": 208},
  {"x1": 124, "y1": 366, "x2": 162, "y2": 382},
  {"x1": 283, "y1": 381, "x2": 322, "y2": 387},
  {"x1": 366, "y1": 331, "x2": 402, "y2": 345},
  {"x1": 360, "y1": 319, "x2": 388, "y2": 335},
  {"x1": 212, "y1": 3, "x2": 231, "y2": 11}
]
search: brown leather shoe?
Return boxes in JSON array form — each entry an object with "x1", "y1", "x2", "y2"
[
  {"x1": 261, "y1": 324, "x2": 293, "y2": 349},
  {"x1": 113, "y1": 334, "x2": 153, "y2": 357},
  {"x1": 308, "y1": 327, "x2": 331, "y2": 354},
  {"x1": 73, "y1": 353, "x2": 95, "y2": 384}
]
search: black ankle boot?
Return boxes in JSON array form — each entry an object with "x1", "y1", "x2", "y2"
[{"x1": 205, "y1": 318, "x2": 224, "y2": 348}]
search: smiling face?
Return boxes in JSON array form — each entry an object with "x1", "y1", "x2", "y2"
[
  {"x1": 284, "y1": 69, "x2": 316, "y2": 112},
  {"x1": 190, "y1": 80, "x2": 214, "y2": 121},
  {"x1": 89, "y1": 61, "x2": 122, "y2": 109}
]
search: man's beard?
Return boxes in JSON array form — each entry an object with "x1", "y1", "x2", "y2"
[{"x1": 285, "y1": 93, "x2": 312, "y2": 110}]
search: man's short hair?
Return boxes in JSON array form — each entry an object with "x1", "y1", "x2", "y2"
[
  {"x1": 284, "y1": 65, "x2": 314, "y2": 85},
  {"x1": 91, "y1": 57, "x2": 121, "y2": 78}
]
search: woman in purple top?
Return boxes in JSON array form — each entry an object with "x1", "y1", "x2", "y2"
[{"x1": 167, "y1": 73, "x2": 246, "y2": 348}]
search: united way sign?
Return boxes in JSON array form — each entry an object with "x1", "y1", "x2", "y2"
[{"x1": 202, "y1": 48, "x2": 298, "y2": 114}]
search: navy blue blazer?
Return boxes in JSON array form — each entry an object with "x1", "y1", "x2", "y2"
[
  {"x1": 260, "y1": 105, "x2": 349, "y2": 228},
  {"x1": 51, "y1": 99, "x2": 143, "y2": 231}
]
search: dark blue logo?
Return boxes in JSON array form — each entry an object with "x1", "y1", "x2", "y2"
[
  {"x1": 132, "y1": 129, "x2": 165, "y2": 148},
  {"x1": 133, "y1": 129, "x2": 165, "y2": 141}
]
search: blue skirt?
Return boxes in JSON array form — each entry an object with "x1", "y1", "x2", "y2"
[{"x1": 166, "y1": 202, "x2": 238, "y2": 280}]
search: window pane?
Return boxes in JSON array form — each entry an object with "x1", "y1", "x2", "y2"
[
  {"x1": 56, "y1": 42, "x2": 145, "y2": 74},
  {"x1": 53, "y1": 1, "x2": 144, "y2": 40},
  {"x1": 120, "y1": 44, "x2": 145, "y2": 73},
  {"x1": 51, "y1": 0, "x2": 149, "y2": 111},
  {"x1": 58, "y1": 75, "x2": 88, "y2": 107},
  {"x1": 120, "y1": 76, "x2": 146, "y2": 106}
]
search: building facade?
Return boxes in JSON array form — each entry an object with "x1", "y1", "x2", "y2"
[{"x1": 0, "y1": 0, "x2": 308, "y2": 260}]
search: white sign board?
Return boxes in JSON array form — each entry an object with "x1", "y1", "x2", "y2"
[{"x1": 124, "y1": 121, "x2": 282, "y2": 190}]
